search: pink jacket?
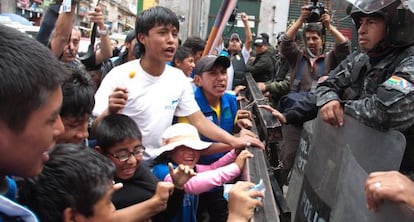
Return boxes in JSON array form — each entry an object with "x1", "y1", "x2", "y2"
[{"x1": 164, "y1": 150, "x2": 240, "y2": 194}]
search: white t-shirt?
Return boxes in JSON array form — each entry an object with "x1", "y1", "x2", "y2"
[
  {"x1": 241, "y1": 45, "x2": 251, "y2": 64},
  {"x1": 93, "y1": 59, "x2": 200, "y2": 161}
]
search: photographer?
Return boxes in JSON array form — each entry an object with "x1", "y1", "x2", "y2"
[{"x1": 276, "y1": 2, "x2": 351, "y2": 185}]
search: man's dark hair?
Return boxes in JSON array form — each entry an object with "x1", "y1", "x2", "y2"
[
  {"x1": 125, "y1": 29, "x2": 136, "y2": 43},
  {"x1": 95, "y1": 113, "x2": 142, "y2": 152},
  {"x1": 171, "y1": 46, "x2": 193, "y2": 67},
  {"x1": 61, "y1": 65, "x2": 96, "y2": 120},
  {"x1": 303, "y1": 23, "x2": 323, "y2": 38},
  {"x1": 182, "y1": 36, "x2": 206, "y2": 56},
  {"x1": 18, "y1": 143, "x2": 115, "y2": 221},
  {"x1": 135, "y1": 6, "x2": 180, "y2": 56},
  {"x1": 0, "y1": 24, "x2": 68, "y2": 133}
]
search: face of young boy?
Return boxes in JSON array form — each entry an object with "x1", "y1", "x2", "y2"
[
  {"x1": 139, "y1": 24, "x2": 179, "y2": 64},
  {"x1": 105, "y1": 138, "x2": 144, "y2": 180},
  {"x1": 198, "y1": 65, "x2": 228, "y2": 99},
  {"x1": 176, "y1": 55, "x2": 195, "y2": 77},
  {"x1": 0, "y1": 88, "x2": 64, "y2": 177},
  {"x1": 171, "y1": 145, "x2": 200, "y2": 168},
  {"x1": 74, "y1": 183, "x2": 116, "y2": 222},
  {"x1": 56, "y1": 114, "x2": 90, "y2": 144}
]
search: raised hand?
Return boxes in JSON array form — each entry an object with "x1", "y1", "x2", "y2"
[
  {"x1": 88, "y1": 6, "x2": 105, "y2": 28},
  {"x1": 238, "y1": 128, "x2": 258, "y2": 139},
  {"x1": 236, "y1": 109, "x2": 252, "y2": 120},
  {"x1": 151, "y1": 181, "x2": 175, "y2": 213},
  {"x1": 258, "y1": 104, "x2": 287, "y2": 124},
  {"x1": 227, "y1": 181, "x2": 264, "y2": 222},
  {"x1": 236, "y1": 118, "x2": 252, "y2": 130},
  {"x1": 168, "y1": 162, "x2": 196, "y2": 190},
  {"x1": 230, "y1": 134, "x2": 264, "y2": 150},
  {"x1": 235, "y1": 150, "x2": 254, "y2": 170}
]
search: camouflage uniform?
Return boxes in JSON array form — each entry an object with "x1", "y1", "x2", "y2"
[{"x1": 316, "y1": 46, "x2": 414, "y2": 172}]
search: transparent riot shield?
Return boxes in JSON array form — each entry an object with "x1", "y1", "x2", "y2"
[{"x1": 287, "y1": 114, "x2": 409, "y2": 222}]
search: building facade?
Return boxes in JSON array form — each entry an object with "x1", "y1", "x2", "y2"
[{"x1": 1, "y1": 0, "x2": 357, "y2": 48}]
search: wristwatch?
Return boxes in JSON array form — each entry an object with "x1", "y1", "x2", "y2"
[{"x1": 98, "y1": 26, "x2": 108, "y2": 36}]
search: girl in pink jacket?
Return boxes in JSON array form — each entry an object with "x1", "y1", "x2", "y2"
[{"x1": 152, "y1": 123, "x2": 253, "y2": 222}]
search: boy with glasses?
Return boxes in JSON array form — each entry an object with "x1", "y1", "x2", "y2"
[{"x1": 94, "y1": 113, "x2": 195, "y2": 221}]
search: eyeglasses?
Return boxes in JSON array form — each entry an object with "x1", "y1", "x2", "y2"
[{"x1": 106, "y1": 145, "x2": 145, "y2": 162}]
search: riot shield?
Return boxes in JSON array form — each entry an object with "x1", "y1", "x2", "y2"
[
  {"x1": 286, "y1": 114, "x2": 409, "y2": 221},
  {"x1": 285, "y1": 120, "x2": 314, "y2": 219}
]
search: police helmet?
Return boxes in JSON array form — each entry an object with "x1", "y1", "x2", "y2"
[{"x1": 349, "y1": 0, "x2": 414, "y2": 47}]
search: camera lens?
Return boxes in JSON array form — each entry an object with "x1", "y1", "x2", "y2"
[
  {"x1": 310, "y1": 8, "x2": 321, "y2": 20},
  {"x1": 306, "y1": 2, "x2": 324, "y2": 23}
]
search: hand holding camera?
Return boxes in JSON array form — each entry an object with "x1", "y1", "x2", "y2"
[
  {"x1": 299, "y1": 0, "x2": 333, "y2": 31},
  {"x1": 305, "y1": 0, "x2": 325, "y2": 23},
  {"x1": 320, "y1": 13, "x2": 333, "y2": 31}
]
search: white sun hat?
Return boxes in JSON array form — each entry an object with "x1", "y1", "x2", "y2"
[{"x1": 156, "y1": 123, "x2": 212, "y2": 157}]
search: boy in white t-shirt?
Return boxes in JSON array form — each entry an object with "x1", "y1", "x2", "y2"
[{"x1": 93, "y1": 6, "x2": 263, "y2": 165}]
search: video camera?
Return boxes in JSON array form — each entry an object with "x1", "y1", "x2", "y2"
[{"x1": 305, "y1": 0, "x2": 325, "y2": 23}]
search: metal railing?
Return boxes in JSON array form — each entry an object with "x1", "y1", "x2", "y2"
[{"x1": 240, "y1": 73, "x2": 291, "y2": 222}]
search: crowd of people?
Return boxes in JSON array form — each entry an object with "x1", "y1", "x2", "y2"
[{"x1": 1, "y1": 0, "x2": 414, "y2": 221}]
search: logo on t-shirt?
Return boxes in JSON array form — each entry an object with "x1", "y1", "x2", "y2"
[{"x1": 164, "y1": 98, "x2": 180, "y2": 110}]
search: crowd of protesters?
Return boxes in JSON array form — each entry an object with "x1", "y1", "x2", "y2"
[{"x1": 1, "y1": 0, "x2": 414, "y2": 221}]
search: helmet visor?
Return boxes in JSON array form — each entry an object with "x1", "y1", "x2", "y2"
[{"x1": 331, "y1": 0, "x2": 397, "y2": 14}]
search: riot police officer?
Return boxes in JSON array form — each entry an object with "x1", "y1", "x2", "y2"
[{"x1": 316, "y1": 0, "x2": 414, "y2": 173}]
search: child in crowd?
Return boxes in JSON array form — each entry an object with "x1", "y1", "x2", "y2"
[
  {"x1": 171, "y1": 46, "x2": 195, "y2": 78},
  {"x1": 94, "y1": 113, "x2": 195, "y2": 221},
  {"x1": 152, "y1": 123, "x2": 254, "y2": 222},
  {"x1": 56, "y1": 65, "x2": 96, "y2": 145},
  {"x1": 182, "y1": 36, "x2": 206, "y2": 67},
  {"x1": 18, "y1": 144, "x2": 117, "y2": 222}
]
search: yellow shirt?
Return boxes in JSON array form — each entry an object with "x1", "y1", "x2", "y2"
[{"x1": 177, "y1": 103, "x2": 221, "y2": 124}]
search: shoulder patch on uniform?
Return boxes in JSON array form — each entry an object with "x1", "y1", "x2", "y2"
[{"x1": 382, "y1": 75, "x2": 414, "y2": 94}]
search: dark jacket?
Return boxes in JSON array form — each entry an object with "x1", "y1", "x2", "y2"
[
  {"x1": 265, "y1": 55, "x2": 291, "y2": 107},
  {"x1": 246, "y1": 47, "x2": 274, "y2": 82},
  {"x1": 113, "y1": 164, "x2": 184, "y2": 221},
  {"x1": 280, "y1": 34, "x2": 351, "y2": 92},
  {"x1": 283, "y1": 92, "x2": 318, "y2": 126}
]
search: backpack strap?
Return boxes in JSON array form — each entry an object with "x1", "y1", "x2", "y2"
[
  {"x1": 291, "y1": 57, "x2": 307, "y2": 91},
  {"x1": 318, "y1": 59, "x2": 325, "y2": 77}
]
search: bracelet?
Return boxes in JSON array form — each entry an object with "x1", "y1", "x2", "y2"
[{"x1": 98, "y1": 26, "x2": 108, "y2": 36}]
